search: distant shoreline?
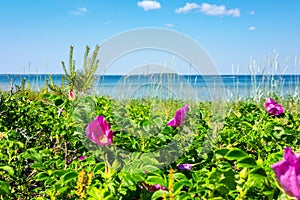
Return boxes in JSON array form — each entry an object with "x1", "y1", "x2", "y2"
[{"x1": 1, "y1": 73, "x2": 300, "y2": 76}]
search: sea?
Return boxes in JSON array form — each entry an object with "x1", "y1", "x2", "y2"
[{"x1": 1, "y1": 74, "x2": 300, "y2": 101}]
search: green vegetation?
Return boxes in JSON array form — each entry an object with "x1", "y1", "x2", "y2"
[
  {"x1": 47, "y1": 45, "x2": 100, "y2": 96},
  {"x1": 1, "y1": 48, "x2": 299, "y2": 199},
  {"x1": 0, "y1": 88, "x2": 299, "y2": 199}
]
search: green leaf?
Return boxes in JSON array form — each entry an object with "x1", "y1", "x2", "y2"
[
  {"x1": 93, "y1": 163, "x2": 105, "y2": 175},
  {"x1": 0, "y1": 166, "x2": 14, "y2": 176},
  {"x1": 173, "y1": 180, "x2": 191, "y2": 194},
  {"x1": 225, "y1": 148, "x2": 249, "y2": 161},
  {"x1": 57, "y1": 186, "x2": 69, "y2": 195},
  {"x1": 173, "y1": 173, "x2": 188, "y2": 181},
  {"x1": 145, "y1": 176, "x2": 167, "y2": 188},
  {"x1": 214, "y1": 148, "x2": 229, "y2": 157},
  {"x1": 237, "y1": 157, "x2": 257, "y2": 168},
  {"x1": 52, "y1": 169, "x2": 70, "y2": 177},
  {"x1": 49, "y1": 94, "x2": 58, "y2": 100},
  {"x1": 141, "y1": 165, "x2": 160, "y2": 173},
  {"x1": 55, "y1": 98, "x2": 64, "y2": 106},
  {"x1": 0, "y1": 180, "x2": 11, "y2": 195},
  {"x1": 151, "y1": 190, "x2": 167, "y2": 200},
  {"x1": 42, "y1": 93, "x2": 50, "y2": 98},
  {"x1": 30, "y1": 162, "x2": 45, "y2": 170},
  {"x1": 35, "y1": 172, "x2": 49, "y2": 182},
  {"x1": 250, "y1": 167, "x2": 267, "y2": 178},
  {"x1": 63, "y1": 171, "x2": 78, "y2": 183}
]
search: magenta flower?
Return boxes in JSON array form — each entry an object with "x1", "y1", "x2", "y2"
[
  {"x1": 86, "y1": 116, "x2": 113, "y2": 146},
  {"x1": 143, "y1": 183, "x2": 166, "y2": 192},
  {"x1": 177, "y1": 163, "x2": 192, "y2": 171},
  {"x1": 264, "y1": 98, "x2": 284, "y2": 116},
  {"x1": 167, "y1": 104, "x2": 189, "y2": 127},
  {"x1": 78, "y1": 156, "x2": 86, "y2": 161},
  {"x1": 153, "y1": 184, "x2": 166, "y2": 190},
  {"x1": 272, "y1": 147, "x2": 300, "y2": 199}
]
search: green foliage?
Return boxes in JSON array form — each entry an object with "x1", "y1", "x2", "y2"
[
  {"x1": 0, "y1": 90, "x2": 299, "y2": 199},
  {"x1": 76, "y1": 45, "x2": 100, "y2": 93},
  {"x1": 61, "y1": 45, "x2": 100, "y2": 94},
  {"x1": 47, "y1": 74, "x2": 65, "y2": 96},
  {"x1": 62, "y1": 45, "x2": 77, "y2": 91},
  {"x1": 46, "y1": 45, "x2": 100, "y2": 98}
]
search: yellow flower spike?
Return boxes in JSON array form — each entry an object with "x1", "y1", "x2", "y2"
[
  {"x1": 86, "y1": 171, "x2": 93, "y2": 190},
  {"x1": 168, "y1": 168, "x2": 175, "y2": 200},
  {"x1": 76, "y1": 170, "x2": 87, "y2": 199}
]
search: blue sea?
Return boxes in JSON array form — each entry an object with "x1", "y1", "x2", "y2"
[{"x1": 1, "y1": 74, "x2": 300, "y2": 100}]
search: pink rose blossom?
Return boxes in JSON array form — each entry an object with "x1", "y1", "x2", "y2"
[
  {"x1": 167, "y1": 104, "x2": 189, "y2": 127},
  {"x1": 86, "y1": 116, "x2": 113, "y2": 146},
  {"x1": 264, "y1": 98, "x2": 284, "y2": 116},
  {"x1": 272, "y1": 147, "x2": 300, "y2": 199}
]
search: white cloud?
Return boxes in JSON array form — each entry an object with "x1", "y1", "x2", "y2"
[
  {"x1": 69, "y1": 7, "x2": 88, "y2": 15},
  {"x1": 175, "y1": 2, "x2": 240, "y2": 17},
  {"x1": 165, "y1": 23, "x2": 174, "y2": 28},
  {"x1": 249, "y1": 26, "x2": 256, "y2": 31},
  {"x1": 249, "y1": 11, "x2": 255, "y2": 15},
  {"x1": 137, "y1": 0, "x2": 161, "y2": 11},
  {"x1": 175, "y1": 3, "x2": 200, "y2": 14}
]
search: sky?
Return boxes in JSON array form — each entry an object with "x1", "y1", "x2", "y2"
[{"x1": 0, "y1": 0, "x2": 299, "y2": 75}]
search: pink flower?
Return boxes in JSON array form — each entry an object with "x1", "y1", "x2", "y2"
[
  {"x1": 167, "y1": 104, "x2": 189, "y2": 127},
  {"x1": 143, "y1": 183, "x2": 167, "y2": 192},
  {"x1": 264, "y1": 98, "x2": 284, "y2": 116},
  {"x1": 272, "y1": 147, "x2": 300, "y2": 199},
  {"x1": 153, "y1": 184, "x2": 166, "y2": 190},
  {"x1": 86, "y1": 116, "x2": 113, "y2": 146},
  {"x1": 78, "y1": 156, "x2": 86, "y2": 161},
  {"x1": 69, "y1": 90, "x2": 75, "y2": 100},
  {"x1": 177, "y1": 163, "x2": 192, "y2": 171}
]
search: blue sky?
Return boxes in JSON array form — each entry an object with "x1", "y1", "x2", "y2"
[{"x1": 0, "y1": 0, "x2": 299, "y2": 74}]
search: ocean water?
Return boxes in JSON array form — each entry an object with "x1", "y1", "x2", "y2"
[{"x1": 1, "y1": 74, "x2": 300, "y2": 100}]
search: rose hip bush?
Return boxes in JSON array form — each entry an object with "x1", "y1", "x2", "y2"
[{"x1": 1, "y1": 91, "x2": 300, "y2": 199}]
